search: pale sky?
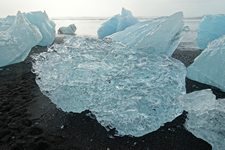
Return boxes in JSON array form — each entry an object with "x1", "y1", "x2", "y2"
[{"x1": 0, "y1": 0, "x2": 225, "y2": 18}]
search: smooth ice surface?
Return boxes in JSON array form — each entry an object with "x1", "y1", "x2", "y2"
[
  {"x1": 108, "y1": 12, "x2": 185, "y2": 56},
  {"x1": 0, "y1": 16, "x2": 16, "y2": 31},
  {"x1": 0, "y1": 11, "x2": 42, "y2": 67},
  {"x1": 23, "y1": 11, "x2": 56, "y2": 46},
  {"x1": 0, "y1": 11, "x2": 56, "y2": 46},
  {"x1": 195, "y1": 14, "x2": 225, "y2": 50},
  {"x1": 97, "y1": 8, "x2": 139, "y2": 39},
  {"x1": 176, "y1": 89, "x2": 225, "y2": 150},
  {"x1": 187, "y1": 34, "x2": 225, "y2": 92},
  {"x1": 32, "y1": 36, "x2": 186, "y2": 137},
  {"x1": 58, "y1": 24, "x2": 76, "y2": 35}
]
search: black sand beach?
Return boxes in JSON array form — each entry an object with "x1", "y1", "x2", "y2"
[{"x1": 0, "y1": 36, "x2": 224, "y2": 150}]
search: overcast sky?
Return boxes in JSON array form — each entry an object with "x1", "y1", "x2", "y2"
[{"x1": 0, "y1": 0, "x2": 225, "y2": 18}]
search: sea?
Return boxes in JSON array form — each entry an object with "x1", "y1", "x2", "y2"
[{"x1": 52, "y1": 16, "x2": 202, "y2": 49}]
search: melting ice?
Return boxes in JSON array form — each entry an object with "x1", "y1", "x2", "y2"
[
  {"x1": 0, "y1": 11, "x2": 42, "y2": 67},
  {"x1": 32, "y1": 36, "x2": 186, "y2": 137},
  {"x1": 0, "y1": 11, "x2": 56, "y2": 46},
  {"x1": 97, "y1": 8, "x2": 139, "y2": 39},
  {"x1": 195, "y1": 14, "x2": 225, "y2": 50},
  {"x1": 176, "y1": 89, "x2": 225, "y2": 150},
  {"x1": 187, "y1": 34, "x2": 225, "y2": 92},
  {"x1": 58, "y1": 24, "x2": 77, "y2": 35},
  {"x1": 107, "y1": 12, "x2": 185, "y2": 56}
]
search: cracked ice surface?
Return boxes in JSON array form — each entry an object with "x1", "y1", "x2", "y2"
[
  {"x1": 176, "y1": 89, "x2": 225, "y2": 150},
  {"x1": 32, "y1": 36, "x2": 186, "y2": 136}
]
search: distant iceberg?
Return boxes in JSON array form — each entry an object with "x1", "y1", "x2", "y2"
[
  {"x1": 176, "y1": 89, "x2": 225, "y2": 150},
  {"x1": 0, "y1": 11, "x2": 42, "y2": 67},
  {"x1": 58, "y1": 24, "x2": 76, "y2": 35},
  {"x1": 97, "y1": 8, "x2": 139, "y2": 39},
  {"x1": 108, "y1": 12, "x2": 185, "y2": 56},
  {"x1": 0, "y1": 11, "x2": 56, "y2": 46},
  {"x1": 195, "y1": 14, "x2": 225, "y2": 50},
  {"x1": 32, "y1": 36, "x2": 186, "y2": 137},
  {"x1": 187, "y1": 34, "x2": 225, "y2": 92}
]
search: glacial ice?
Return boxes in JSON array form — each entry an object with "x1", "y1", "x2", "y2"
[
  {"x1": 32, "y1": 36, "x2": 186, "y2": 137},
  {"x1": 97, "y1": 8, "x2": 139, "y2": 39},
  {"x1": 0, "y1": 16, "x2": 16, "y2": 31},
  {"x1": 176, "y1": 89, "x2": 225, "y2": 150},
  {"x1": 0, "y1": 11, "x2": 42, "y2": 67},
  {"x1": 0, "y1": 11, "x2": 56, "y2": 46},
  {"x1": 195, "y1": 14, "x2": 225, "y2": 50},
  {"x1": 187, "y1": 34, "x2": 225, "y2": 92},
  {"x1": 108, "y1": 12, "x2": 185, "y2": 56},
  {"x1": 23, "y1": 11, "x2": 56, "y2": 46},
  {"x1": 58, "y1": 24, "x2": 76, "y2": 35}
]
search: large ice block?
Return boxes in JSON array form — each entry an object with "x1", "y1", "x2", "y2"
[
  {"x1": 187, "y1": 34, "x2": 225, "y2": 92},
  {"x1": 0, "y1": 11, "x2": 42, "y2": 67},
  {"x1": 32, "y1": 36, "x2": 186, "y2": 137},
  {"x1": 23, "y1": 11, "x2": 56, "y2": 46},
  {"x1": 108, "y1": 12, "x2": 185, "y2": 56},
  {"x1": 176, "y1": 89, "x2": 225, "y2": 150},
  {"x1": 97, "y1": 8, "x2": 139, "y2": 39},
  {"x1": 0, "y1": 11, "x2": 56, "y2": 46},
  {"x1": 195, "y1": 14, "x2": 225, "y2": 50},
  {"x1": 0, "y1": 16, "x2": 16, "y2": 31}
]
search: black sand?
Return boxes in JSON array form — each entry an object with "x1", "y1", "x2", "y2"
[{"x1": 1, "y1": 37, "x2": 224, "y2": 150}]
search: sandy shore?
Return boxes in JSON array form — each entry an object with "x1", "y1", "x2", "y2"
[{"x1": 1, "y1": 36, "x2": 224, "y2": 149}]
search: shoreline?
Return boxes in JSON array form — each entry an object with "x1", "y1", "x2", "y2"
[{"x1": 0, "y1": 35, "x2": 223, "y2": 149}]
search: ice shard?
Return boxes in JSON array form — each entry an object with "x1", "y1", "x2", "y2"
[
  {"x1": 0, "y1": 11, "x2": 42, "y2": 67},
  {"x1": 32, "y1": 36, "x2": 186, "y2": 137},
  {"x1": 176, "y1": 89, "x2": 225, "y2": 150},
  {"x1": 97, "y1": 8, "x2": 139, "y2": 39},
  {"x1": 195, "y1": 14, "x2": 225, "y2": 50},
  {"x1": 187, "y1": 34, "x2": 225, "y2": 92},
  {"x1": 108, "y1": 12, "x2": 185, "y2": 56}
]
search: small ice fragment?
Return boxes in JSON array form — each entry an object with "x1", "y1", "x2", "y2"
[{"x1": 58, "y1": 24, "x2": 76, "y2": 35}]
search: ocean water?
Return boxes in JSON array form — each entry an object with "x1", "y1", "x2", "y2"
[{"x1": 52, "y1": 17, "x2": 201, "y2": 49}]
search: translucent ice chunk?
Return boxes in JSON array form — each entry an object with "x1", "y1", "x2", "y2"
[
  {"x1": 0, "y1": 11, "x2": 42, "y2": 67},
  {"x1": 176, "y1": 89, "x2": 225, "y2": 150},
  {"x1": 187, "y1": 34, "x2": 225, "y2": 92},
  {"x1": 32, "y1": 36, "x2": 186, "y2": 137},
  {"x1": 58, "y1": 24, "x2": 76, "y2": 35},
  {"x1": 195, "y1": 14, "x2": 225, "y2": 50},
  {"x1": 0, "y1": 11, "x2": 56, "y2": 46},
  {"x1": 97, "y1": 8, "x2": 139, "y2": 39},
  {"x1": 23, "y1": 11, "x2": 56, "y2": 46},
  {"x1": 108, "y1": 12, "x2": 185, "y2": 56}
]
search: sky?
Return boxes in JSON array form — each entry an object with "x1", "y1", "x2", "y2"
[{"x1": 0, "y1": 0, "x2": 225, "y2": 18}]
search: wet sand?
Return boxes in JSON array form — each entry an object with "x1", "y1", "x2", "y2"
[{"x1": 0, "y1": 36, "x2": 224, "y2": 150}]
